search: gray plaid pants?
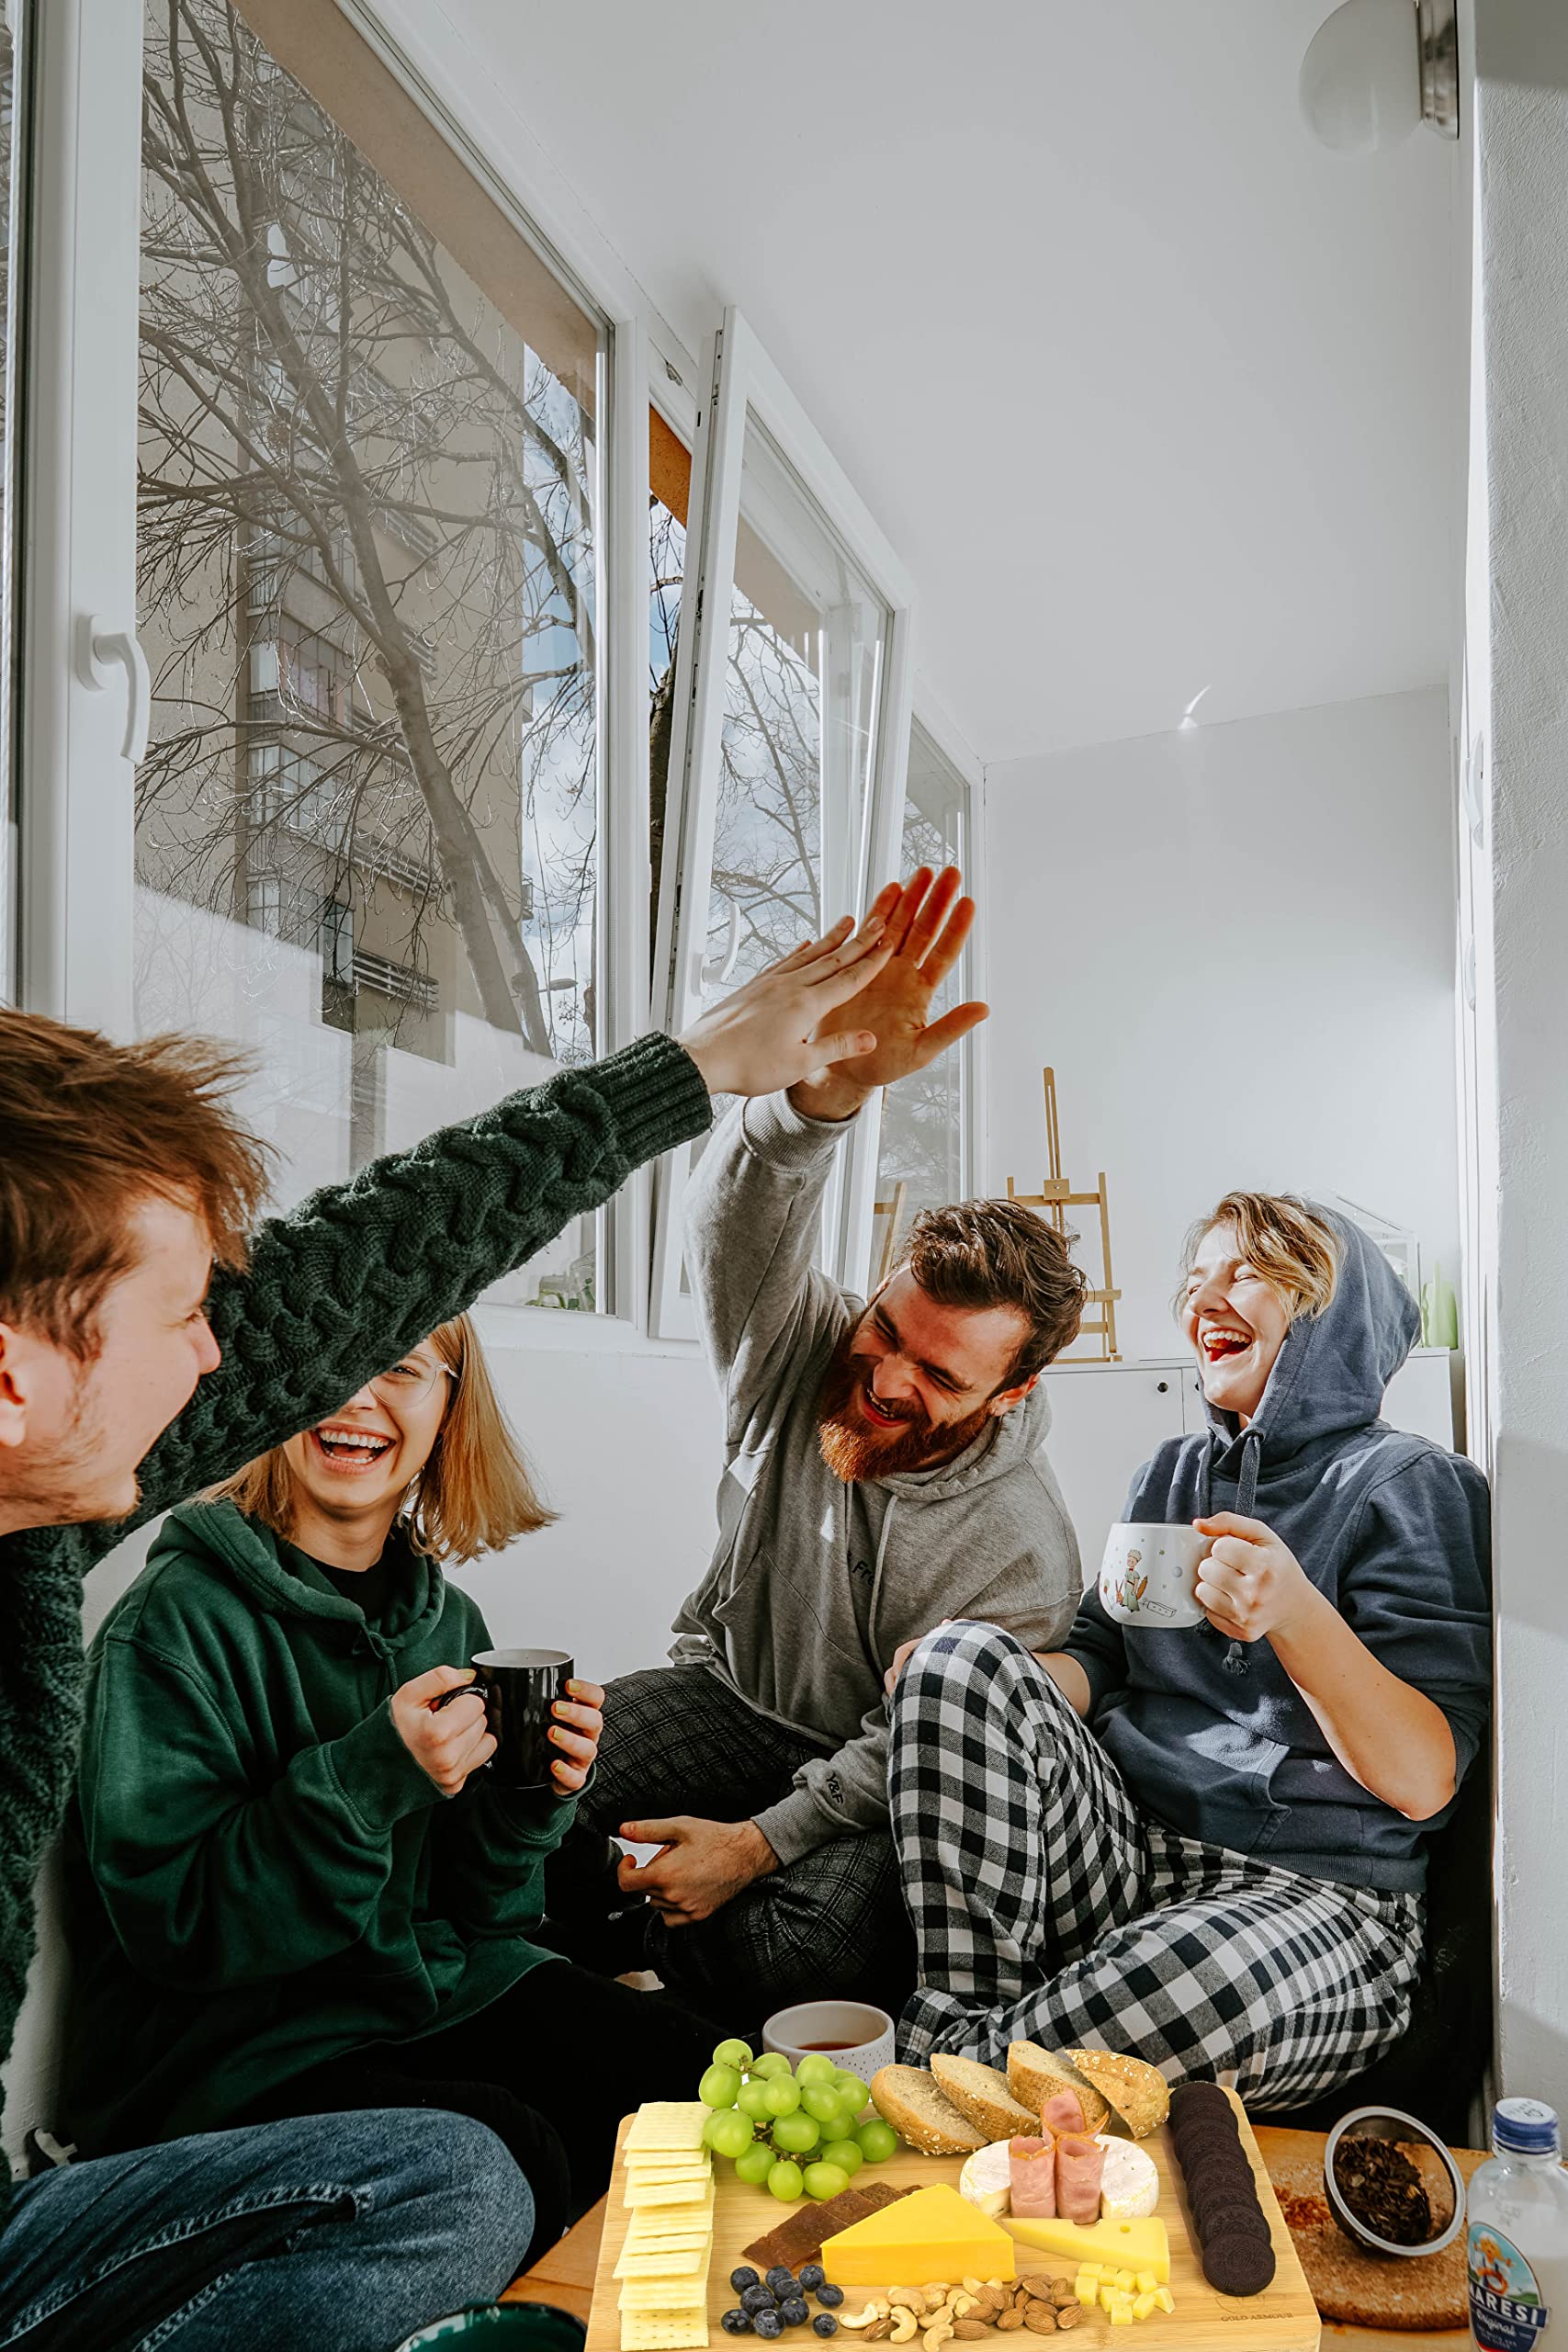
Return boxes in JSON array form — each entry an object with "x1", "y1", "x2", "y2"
[
  {"x1": 889, "y1": 1623, "x2": 1424, "y2": 2109},
  {"x1": 547, "y1": 1665, "x2": 915, "y2": 2024}
]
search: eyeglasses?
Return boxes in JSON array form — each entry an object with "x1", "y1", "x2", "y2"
[{"x1": 367, "y1": 1358, "x2": 457, "y2": 1407}]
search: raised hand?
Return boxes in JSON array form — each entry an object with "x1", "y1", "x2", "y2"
[
  {"x1": 677, "y1": 910, "x2": 892, "y2": 1099},
  {"x1": 789, "y1": 866, "x2": 988, "y2": 1121}
]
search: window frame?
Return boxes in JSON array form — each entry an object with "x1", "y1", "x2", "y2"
[{"x1": 648, "y1": 305, "x2": 917, "y2": 1340}]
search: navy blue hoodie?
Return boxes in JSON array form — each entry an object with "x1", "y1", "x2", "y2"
[{"x1": 1062, "y1": 1213, "x2": 1492, "y2": 1893}]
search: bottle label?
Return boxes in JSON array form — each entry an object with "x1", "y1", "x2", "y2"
[{"x1": 1469, "y1": 2224, "x2": 1552, "y2": 2349}]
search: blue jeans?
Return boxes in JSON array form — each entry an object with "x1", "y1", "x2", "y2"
[{"x1": 0, "y1": 2109, "x2": 532, "y2": 2352}]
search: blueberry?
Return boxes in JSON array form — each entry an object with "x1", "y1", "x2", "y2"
[
  {"x1": 781, "y1": 2301, "x2": 809, "y2": 2328},
  {"x1": 731, "y1": 2271, "x2": 761, "y2": 2297},
  {"x1": 766, "y1": 2270, "x2": 797, "y2": 2296},
  {"x1": 742, "y1": 2288, "x2": 778, "y2": 2316},
  {"x1": 814, "y1": 2286, "x2": 844, "y2": 2310},
  {"x1": 721, "y1": 2314, "x2": 754, "y2": 2336},
  {"x1": 799, "y1": 2267, "x2": 826, "y2": 2294},
  {"x1": 813, "y1": 2320, "x2": 838, "y2": 2338},
  {"x1": 755, "y1": 2315, "x2": 784, "y2": 2341}
]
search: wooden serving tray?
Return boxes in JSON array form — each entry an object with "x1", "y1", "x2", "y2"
[{"x1": 587, "y1": 2096, "x2": 1320, "y2": 2352}]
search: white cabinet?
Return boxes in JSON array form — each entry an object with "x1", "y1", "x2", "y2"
[{"x1": 1039, "y1": 1351, "x2": 1461, "y2": 1585}]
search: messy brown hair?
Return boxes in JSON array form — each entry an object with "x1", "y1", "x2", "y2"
[
  {"x1": 897, "y1": 1199, "x2": 1089, "y2": 1387},
  {"x1": 210, "y1": 1311, "x2": 557, "y2": 1562},
  {"x1": 0, "y1": 1007, "x2": 272, "y2": 1357},
  {"x1": 1179, "y1": 1191, "x2": 1341, "y2": 1322}
]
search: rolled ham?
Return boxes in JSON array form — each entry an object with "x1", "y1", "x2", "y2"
[
  {"x1": 1040, "y1": 2090, "x2": 1088, "y2": 2139},
  {"x1": 1009, "y1": 2135, "x2": 1057, "y2": 2218},
  {"x1": 1055, "y1": 2133, "x2": 1106, "y2": 2225}
]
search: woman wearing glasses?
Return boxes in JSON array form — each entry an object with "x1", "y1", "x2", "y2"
[{"x1": 59, "y1": 1312, "x2": 724, "y2": 2242}]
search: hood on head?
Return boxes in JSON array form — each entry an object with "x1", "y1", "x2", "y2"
[{"x1": 1201, "y1": 1206, "x2": 1418, "y2": 1461}]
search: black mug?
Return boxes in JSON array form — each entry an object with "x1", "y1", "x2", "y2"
[{"x1": 469, "y1": 1646, "x2": 574, "y2": 1789}]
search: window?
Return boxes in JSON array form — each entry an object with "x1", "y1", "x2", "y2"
[
  {"x1": 131, "y1": 0, "x2": 606, "y2": 1311},
  {"x1": 872, "y1": 720, "x2": 977, "y2": 1274},
  {"x1": 649, "y1": 311, "x2": 916, "y2": 1335}
]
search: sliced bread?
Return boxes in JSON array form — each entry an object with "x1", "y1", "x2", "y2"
[
  {"x1": 929, "y1": 2053, "x2": 1041, "y2": 2142},
  {"x1": 1005, "y1": 2041, "x2": 1114, "y2": 2136},
  {"x1": 1066, "y1": 2048, "x2": 1170, "y2": 2142},
  {"x1": 869, "y1": 2064, "x2": 987, "y2": 2156}
]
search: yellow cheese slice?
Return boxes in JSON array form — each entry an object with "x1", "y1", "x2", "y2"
[
  {"x1": 1004, "y1": 2213, "x2": 1168, "y2": 2283},
  {"x1": 821, "y1": 2183, "x2": 1016, "y2": 2288},
  {"x1": 619, "y1": 2309, "x2": 709, "y2": 2350}
]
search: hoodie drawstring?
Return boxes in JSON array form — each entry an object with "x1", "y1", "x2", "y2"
[{"x1": 1216, "y1": 1428, "x2": 1264, "y2": 1676}]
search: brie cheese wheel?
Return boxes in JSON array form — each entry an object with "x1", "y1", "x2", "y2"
[
  {"x1": 957, "y1": 2139, "x2": 1014, "y2": 2221},
  {"x1": 1097, "y1": 2133, "x2": 1160, "y2": 2220}
]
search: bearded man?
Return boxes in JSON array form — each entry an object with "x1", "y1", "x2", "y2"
[{"x1": 545, "y1": 869, "x2": 1085, "y2": 2018}]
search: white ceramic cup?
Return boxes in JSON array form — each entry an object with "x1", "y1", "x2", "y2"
[
  {"x1": 1099, "y1": 1522, "x2": 1212, "y2": 1629},
  {"x1": 761, "y1": 2000, "x2": 896, "y2": 2097}
]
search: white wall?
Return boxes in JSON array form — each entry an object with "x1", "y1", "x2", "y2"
[
  {"x1": 1464, "y1": 0, "x2": 1568, "y2": 2110},
  {"x1": 982, "y1": 688, "x2": 1460, "y2": 1364}
]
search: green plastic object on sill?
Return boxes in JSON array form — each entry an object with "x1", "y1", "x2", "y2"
[
  {"x1": 1420, "y1": 1263, "x2": 1459, "y2": 1351},
  {"x1": 398, "y1": 2305, "x2": 587, "y2": 2350}
]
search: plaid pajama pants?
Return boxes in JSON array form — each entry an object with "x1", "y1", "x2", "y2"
[
  {"x1": 889, "y1": 1623, "x2": 1424, "y2": 2109},
  {"x1": 547, "y1": 1664, "x2": 915, "y2": 2024}
]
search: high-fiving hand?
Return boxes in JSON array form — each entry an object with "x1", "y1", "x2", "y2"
[
  {"x1": 789, "y1": 867, "x2": 988, "y2": 1122},
  {"x1": 677, "y1": 913, "x2": 891, "y2": 1100}
]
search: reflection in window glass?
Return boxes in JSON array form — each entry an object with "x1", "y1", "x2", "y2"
[
  {"x1": 133, "y1": 0, "x2": 604, "y2": 1309},
  {"x1": 705, "y1": 414, "x2": 886, "y2": 1021},
  {"x1": 873, "y1": 722, "x2": 972, "y2": 1274}
]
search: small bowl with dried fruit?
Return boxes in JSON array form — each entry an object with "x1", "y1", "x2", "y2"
[{"x1": 1323, "y1": 2107, "x2": 1466, "y2": 2259}]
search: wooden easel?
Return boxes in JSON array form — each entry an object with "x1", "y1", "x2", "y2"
[{"x1": 1006, "y1": 1067, "x2": 1122, "y2": 1362}]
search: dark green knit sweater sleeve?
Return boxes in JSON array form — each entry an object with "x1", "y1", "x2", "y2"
[{"x1": 128, "y1": 1033, "x2": 709, "y2": 1527}]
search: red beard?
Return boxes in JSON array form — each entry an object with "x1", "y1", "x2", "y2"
[{"x1": 814, "y1": 1332, "x2": 994, "y2": 1483}]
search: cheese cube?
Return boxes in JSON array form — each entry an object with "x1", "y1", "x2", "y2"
[
  {"x1": 1134, "y1": 2269, "x2": 1156, "y2": 2294},
  {"x1": 1099, "y1": 2286, "x2": 1117, "y2": 2312},
  {"x1": 1132, "y1": 2291, "x2": 1158, "y2": 2321},
  {"x1": 1075, "y1": 2281, "x2": 1100, "y2": 2309},
  {"x1": 1109, "y1": 2305, "x2": 1134, "y2": 2326},
  {"x1": 1004, "y1": 2215, "x2": 1169, "y2": 2284},
  {"x1": 822, "y1": 2184, "x2": 1016, "y2": 2288},
  {"x1": 1114, "y1": 2269, "x2": 1136, "y2": 2291},
  {"x1": 1154, "y1": 2290, "x2": 1176, "y2": 2315},
  {"x1": 1077, "y1": 2266, "x2": 1103, "y2": 2281}
]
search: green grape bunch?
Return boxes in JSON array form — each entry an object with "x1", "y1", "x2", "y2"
[{"x1": 697, "y1": 2039, "x2": 899, "y2": 2201}]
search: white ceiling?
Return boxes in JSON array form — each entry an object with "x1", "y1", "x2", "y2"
[{"x1": 428, "y1": 0, "x2": 1458, "y2": 766}]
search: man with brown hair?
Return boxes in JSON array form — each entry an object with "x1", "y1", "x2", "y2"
[
  {"x1": 0, "y1": 912, "x2": 894, "y2": 2352},
  {"x1": 547, "y1": 870, "x2": 1087, "y2": 2020}
]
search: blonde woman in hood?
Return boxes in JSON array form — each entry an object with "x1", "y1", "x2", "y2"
[{"x1": 884, "y1": 1193, "x2": 1491, "y2": 2110}]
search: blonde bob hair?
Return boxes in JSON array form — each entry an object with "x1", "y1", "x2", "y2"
[
  {"x1": 209, "y1": 1311, "x2": 556, "y2": 1562},
  {"x1": 1178, "y1": 1191, "x2": 1341, "y2": 1324}
]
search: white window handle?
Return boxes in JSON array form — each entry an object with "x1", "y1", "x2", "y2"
[
  {"x1": 75, "y1": 616, "x2": 151, "y2": 763},
  {"x1": 700, "y1": 893, "x2": 741, "y2": 987}
]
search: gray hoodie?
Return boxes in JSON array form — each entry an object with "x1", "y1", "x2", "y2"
[
  {"x1": 1064, "y1": 1211, "x2": 1492, "y2": 1891},
  {"x1": 673, "y1": 1091, "x2": 1081, "y2": 1867}
]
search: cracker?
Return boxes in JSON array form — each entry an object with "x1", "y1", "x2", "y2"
[
  {"x1": 626, "y1": 2104, "x2": 709, "y2": 2153},
  {"x1": 624, "y1": 2177, "x2": 716, "y2": 2209},
  {"x1": 615, "y1": 2245, "x2": 712, "y2": 2280},
  {"x1": 619, "y1": 2278, "x2": 714, "y2": 2311},
  {"x1": 619, "y1": 2308, "x2": 709, "y2": 2348}
]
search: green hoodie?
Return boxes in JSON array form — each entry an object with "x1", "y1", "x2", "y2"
[{"x1": 60, "y1": 1498, "x2": 574, "y2": 2156}]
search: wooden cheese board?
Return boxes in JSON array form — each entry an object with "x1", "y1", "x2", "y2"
[{"x1": 586, "y1": 2096, "x2": 1320, "y2": 2352}]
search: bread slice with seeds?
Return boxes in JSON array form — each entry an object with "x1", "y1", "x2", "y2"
[
  {"x1": 869, "y1": 2064, "x2": 987, "y2": 2155},
  {"x1": 1006, "y1": 2042, "x2": 1115, "y2": 2136},
  {"x1": 929, "y1": 2053, "x2": 1042, "y2": 2142}
]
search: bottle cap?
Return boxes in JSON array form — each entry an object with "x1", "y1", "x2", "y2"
[{"x1": 1495, "y1": 2098, "x2": 1561, "y2": 2154}]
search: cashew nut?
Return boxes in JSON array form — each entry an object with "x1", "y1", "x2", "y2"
[
  {"x1": 840, "y1": 2309, "x2": 882, "y2": 2333},
  {"x1": 887, "y1": 2291, "x2": 927, "y2": 2317},
  {"x1": 889, "y1": 2312, "x2": 919, "y2": 2345},
  {"x1": 923, "y1": 2326, "x2": 954, "y2": 2352}
]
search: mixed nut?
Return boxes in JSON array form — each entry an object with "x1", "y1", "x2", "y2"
[{"x1": 837, "y1": 2277, "x2": 1083, "y2": 2341}]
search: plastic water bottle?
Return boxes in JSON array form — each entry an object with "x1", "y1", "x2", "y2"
[{"x1": 1469, "y1": 2098, "x2": 1568, "y2": 2348}]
